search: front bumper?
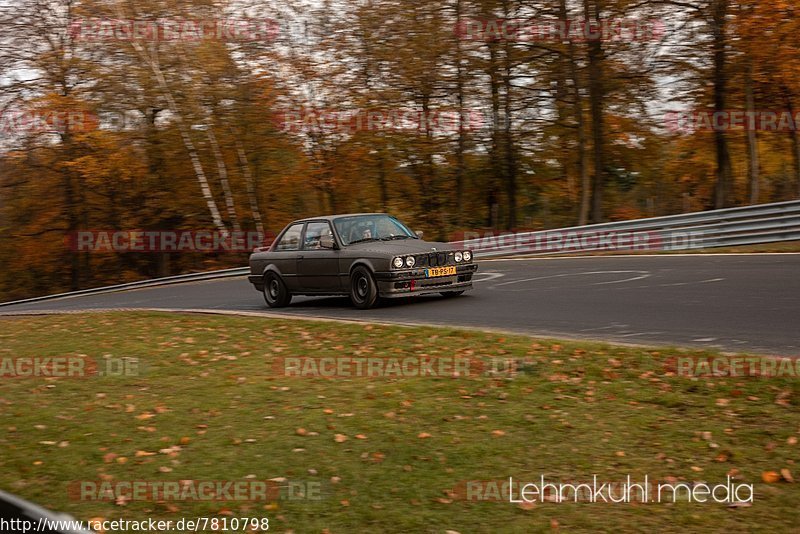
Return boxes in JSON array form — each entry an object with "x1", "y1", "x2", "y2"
[{"x1": 374, "y1": 263, "x2": 478, "y2": 298}]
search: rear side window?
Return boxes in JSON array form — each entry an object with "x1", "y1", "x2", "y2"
[
  {"x1": 275, "y1": 223, "x2": 304, "y2": 251},
  {"x1": 303, "y1": 221, "x2": 334, "y2": 250}
]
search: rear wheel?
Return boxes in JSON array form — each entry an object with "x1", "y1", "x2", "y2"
[
  {"x1": 350, "y1": 266, "x2": 378, "y2": 309},
  {"x1": 263, "y1": 272, "x2": 292, "y2": 308},
  {"x1": 440, "y1": 290, "x2": 466, "y2": 298}
]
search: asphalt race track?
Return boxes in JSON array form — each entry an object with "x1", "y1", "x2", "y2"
[{"x1": 2, "y1": 254, "x2": 799, "y2": 356}]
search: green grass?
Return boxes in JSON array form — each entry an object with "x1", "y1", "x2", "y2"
[{"x1": 0, "y1": 312, "x2": 798, "y2": 533}]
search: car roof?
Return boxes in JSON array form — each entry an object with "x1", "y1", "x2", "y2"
[{"x1": 292, "y1": 213, "x2": 389, "y2": 224}]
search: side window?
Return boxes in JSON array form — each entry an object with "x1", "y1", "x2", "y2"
[
  {"x1": 303, "y1": 222, "x2": 333, "y2": 250},
  {"x1": 275, "y1": 223, "x2": 304, "y2": 251}
]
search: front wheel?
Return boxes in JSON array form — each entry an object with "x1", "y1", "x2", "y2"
[
  {"x1": 440, "y1": 290, "x2": 466, "y2": 298},
  {"x1": 350, "y1": 266, "x2": 378, "y2": 309},
  {"x1": 263, "y1": 272, "x2": 292, "y2": 308}
]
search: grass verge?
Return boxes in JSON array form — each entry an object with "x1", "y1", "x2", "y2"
[{"x1": 0, "y1": 312, "x2": 798, "y2": 533}]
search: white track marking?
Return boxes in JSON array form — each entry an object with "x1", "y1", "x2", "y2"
[
  {"x1": 473, "y1": 272, "x2": 505, "y2": 283},
  {"x1": 493, "y1": 270, "x2": 651, "y2": 288},
  {"x1": 588, "y1": 271, "x2": 652, "y2": 285},
  {"x1": 658, "y1": 278, "x2": 725, "y2": 287}
]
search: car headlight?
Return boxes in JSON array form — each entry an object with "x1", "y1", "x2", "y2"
[
  {"x1": 393, "y1": 257, "x2": 404, "y2": 269},
  {"x1": 463, "y1": 250, "x2": 472, "y2": 262},
  {"x1": 454, "y1": 251, "x2": 463, "y2": 262},
  {"x1": 405, "y1": 256, "x2": 416, "y2": 268}
]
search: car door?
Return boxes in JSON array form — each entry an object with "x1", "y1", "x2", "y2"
[
  {"x1": 297, "y1": 221, "x2": 342, "y2": 292},
  {"x1": 270, "y1": 222, "x2": 304, "y2": 290}
]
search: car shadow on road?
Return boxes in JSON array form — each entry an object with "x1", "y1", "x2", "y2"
[{"x1": 284, "y1": 293, "x2": 463, "y2": 311}]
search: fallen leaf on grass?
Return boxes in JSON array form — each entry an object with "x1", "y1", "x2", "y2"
[
  {"x1": 418, "y1": 433, "x2": 432, "y2": 439},
  {"x1": 762, "y1": 471, "x2": 781, "y2": 483},
  {"x1": 334, "y1": 434, "x2": 348, "y2": 443},
  {"x1": 775, "y1": 390, "x2": 792, "y2": 407}
]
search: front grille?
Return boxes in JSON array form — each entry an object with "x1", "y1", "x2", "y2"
[{"x1": 427, "y1": 252, "x2": 451, "y2": 267}]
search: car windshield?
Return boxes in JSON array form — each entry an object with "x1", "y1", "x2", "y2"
[{"x1": 334, "y1": 215, "x2": 416, "y2": 246}]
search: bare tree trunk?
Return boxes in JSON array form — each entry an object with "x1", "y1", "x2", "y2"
[
  {"x1": 487, "y1": 41, "x2": 502, "y2": 229},
  {"x1": 233, "y1": 139, "x2": 265, "y2": 236},
  {"x1": 744, "y1": 63, "x2": 759, "y2": 204},
  {"x1": 560, "y1": 0, "x2": 590, "y2": 225},
  {"x1": 501, "y1": 0, "x2": 516, "y2": 230},
  {"x1": 712, "y1": 0, "x2": 734, "y2": 208},
  {"x1": 786, "y1": 96, "x2": 800, "y2": 198},
  {"x1": 115, "y1": 5, "x2": 227, "y2": 235},
  {"x1": 584, "y1": 0, "x2": 606, "y2": 223},
  {"x1": 454, "y1": 0, "x2": 466, "y2": 228},
  {"x1": 207, "y1": 127, "x2": 241, "y2": 233},
  {"x1": 377, "y1": 146, "x2": 389, "y2": 211}
]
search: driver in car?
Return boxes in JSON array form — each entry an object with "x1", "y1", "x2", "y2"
[{"x1": 305, "y1": 228, "x2": 322, "y2": 249}]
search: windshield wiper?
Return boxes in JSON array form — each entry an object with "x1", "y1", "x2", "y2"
[
  {"x1": 380, "y1": 235, "x2": 413, "y2": 241},
  {"x1": 348, "y1": 237, "x2": 381, "y2": 245}
]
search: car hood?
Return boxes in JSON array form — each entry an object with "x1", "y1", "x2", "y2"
[{"x1": 344, "y1": 239, "x2": 457, "y2": 255}]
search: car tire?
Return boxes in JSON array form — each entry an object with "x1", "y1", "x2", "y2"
[
  {"x1": 440, "y1": 291, "x2": 466, "y2": 297},
  {"x1": 350, "y1": 266, "x2": 378, "y2": 309},
  {"x1": 263, "y1": 272, "x2": 292, "y2": 308}
]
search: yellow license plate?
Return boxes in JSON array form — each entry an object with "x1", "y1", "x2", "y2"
[{"x1": 425, "y1": 266, "x2": 456, "y2": 278}]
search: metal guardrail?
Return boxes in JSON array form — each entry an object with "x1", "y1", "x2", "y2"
[
  {"x1": 459, "y1": 199, "x2": 800, "y2": 257},
  {"x1": 2, "y1": 199, "x2": 798, "y2": 307}
]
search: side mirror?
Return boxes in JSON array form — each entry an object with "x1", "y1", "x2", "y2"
[
  {"x1": 319, "y1": 234, "x2": 336, "y2": 249},
  {"x1": 415, "y1": 230, "x2": 424, "y2": 239}
]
